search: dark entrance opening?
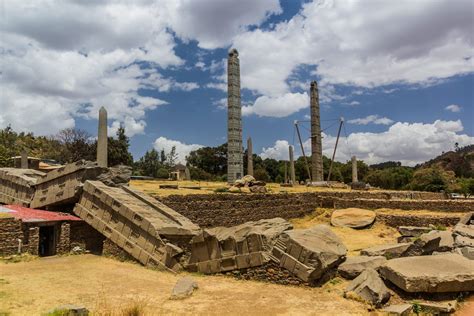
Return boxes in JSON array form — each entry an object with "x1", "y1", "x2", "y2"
[{"x1": 39, "y1": 226, "x2": 56, "y2": 256}]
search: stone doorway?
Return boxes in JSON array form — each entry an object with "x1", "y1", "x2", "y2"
[{"x1": 39, "y1": 225, "x2": 56, "y2": 256}]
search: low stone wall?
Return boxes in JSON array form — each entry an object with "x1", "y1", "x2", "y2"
[
  {"x1": 160, "y1": 193, "x2": 322, "y2": 227},
  {"x1": 0, "y1": 217, "x2": 22, "y2": 256},
  {"x1": 160, "y1": 192, "x2": 473, "y2": 228},
  {"x1": 333, "y1": 198, "x2": 474, "y2": 212},
  {"x1": 376, "y1": 213, "x2": 461, "y2": 228}
]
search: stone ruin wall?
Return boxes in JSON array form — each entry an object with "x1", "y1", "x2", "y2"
[
  {"x1": 160, "y1": 192, "x2": 473, "y2": 228},
  {"x1": 0, "y1": 217, "x2": 23, "y2": 256}
]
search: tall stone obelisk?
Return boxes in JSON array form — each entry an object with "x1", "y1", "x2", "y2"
[
  {"x1": 289, "y1": 145, "x2": 296, "y2": 185},
  {"x1": 351, "y1": 156, "x2": 358, "y2": 183},
  {"x1": 97, "y1": 106, "x2": 108, "y2": 168},
  {"x1": 310, "y1": 81, "x2": 323, "y2": 182},
  {"x1": 247, "y1": 137, "x2": 254, "y2": 176},
  {"x1": 20, "y1": 150, "x2": 28, "y2": 169},
  {"x1": 227, "y1": 48, "x2": 243, "y2": 183}
]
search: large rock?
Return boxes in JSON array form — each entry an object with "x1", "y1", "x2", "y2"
[
  {"x1": 331, "y1": 208, "x2": 376, "y2": 229},
  {"x1": 338, "y1": 256, "x2": 387, "y2": 279},
  {"x1": 397, "y1": 226, "x2": 432, "y2": 237},
  {"x1": 271, "y1": 225, "x2": 347, "y2": 283},
  {"x1": 381, "y1": 304, "x2": 413, "y2": 315},
  {"x1": 47, "y1": 305, "x2": 89, "y2": 315},
  {"x1": 417, "y1": 301, "x2": 457, "y2": 314},
  {"x1": 379, "y1": 253, "x2": 474, "y2": 293},
  {"x1": 170, "y1": 277, "x2": 198, "y2": 300},
  {"x1": 344, "y1": 268, "x2": 391, "y2": 307},
  {"x1": 404, "y1": 230, "x2": 454, "y2": 256},
  {"x1": 360, "y1": 243, "x2": 411, "y2": 259},
  {"x1": 96, "y1": 165, "x2": 132, "y2": 187}
]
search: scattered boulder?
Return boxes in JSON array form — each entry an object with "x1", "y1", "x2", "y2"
[
  {"x1": 381, "y1": 304, "x2": 413, "y2": 316},
  {"x1": 228, "y1": 186, "x2": 240, "y2": 193},
  {"x1": 47, "y1": 305, "x2": 89, "y2": 316},
  {"x1": 360, "y1": 243, "x2": 411, "y2": 259},
  {"x1": 344, "y1": 268, "x2": 391, "y2": 308},
  {"x1": 330, "y1": 208, "x2": 376, "y2": 229},
  {"x1": 404, "y1": 230, "x2": 454, "y2": 256},
  {"x1": 241, "y1": 175, "x2": 256, "y2": 183},
  {"x1": 454, "y1": 246, "x2": 474, "y2": 260},
  {"x1": 338, "y1": 256, "x2": 387, "y2": 279},
  {"x1": 170, "y1": 277, "x2": 198, "y2": 300},
  {"x1": 452, "y1": 213, "x2": 474, "y2": 260},
  {"x1": 249, "y1": 185, "x2": 267, "y2": 193},
  {"x1": 379, "y1": 253, "x2": 474, "y2": 293},
  {"x1": 272, "y1": 225, "x2": 347, "y2": 283},
  {"x1": 417, "y1": 300, "x2": 457, "y2": 314},
  {"x1": 96, "y1": 165, "x2": 132, "y2": 187},
  {"x1": 397, "y1": 226, "x2": 432, "y2": 237}
]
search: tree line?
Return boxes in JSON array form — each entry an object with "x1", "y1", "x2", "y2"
[{"x1": 1, "y1": 126, "x2": 472, "y2": 195}]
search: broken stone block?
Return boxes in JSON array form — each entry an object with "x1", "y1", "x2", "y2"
[
  {"x1": 330, "y1": 208, "x2": 376, "y2": 229},
  {"x1": 457, "y1": 212, "x2": 474, "y2": 226},
  {"x1": 397, "y1": 226, "x2": 432, "y2": 237},
  {"x1": 96, "y1": 165, "x2": 132, "y2": 187},
  {"x1": 187, "y1": 218, "x2": 292, "y2": 274},
  {"x1": 0, "y1": 168, "x2": 45, "y2": 206},
  {"x1": 417, "y1": 300, "x2": 457, "y2": 314},
  {"x1": 344, "y1": 268, "x2": 391, "y2": 308},
  {"x1": 454, "y1": 235, "x2": 474, "y2": 248},
  {"x1": 454, "y1": 246, "x2": 474, "y2": 260},
  {"x1": 271, "y1": 225, "x2": 347, "y2": 283},
  {"x1": 453, "y1": 223, "x2": 474, "y2": 239},
  {"x1": 381, "y1": 304, "x2": 413, "y2": 316},
  {"x1": 249, "y1": 185, "x2": 267, "y2": 193},
  {"x1": 379, "y1": 253, "x2": 474, "y2": 293},
  {"x1": 338, "y1": 256, "x2": 387, "y2": 279},
  {"x1": 360, "y1": 243, "x2": 411, "y2": 259},
  {"x1": 170, "y1": 277, "x2": 198, "y2": 300},
  {"x1": 48, "y1": 305, "x2": 89, "y2": 316},
  {"x1": 73, "y1": 180, "x2": 200, "y2": 271},
  {"x1": 404, "y1": 230, "x2": 454, "y2": 256}
]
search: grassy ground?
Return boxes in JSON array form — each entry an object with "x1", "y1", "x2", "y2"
[
  {"x1": 0, "y1": 255, "x2": 369, "y2": 316},
  {"x1": 130, "y1": 179, "x2": 352, "y2": 197}
]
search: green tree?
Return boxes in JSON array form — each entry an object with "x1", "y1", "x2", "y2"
[
  {"x1": 186, "y1": 143, "x2": 227, "y2": 177},
  {"x1": 108, "y1": 126, "x2": 133, "y2": 166},
  {"x1": 408, "y1": 167, "x2": 456, "y2": 192}
]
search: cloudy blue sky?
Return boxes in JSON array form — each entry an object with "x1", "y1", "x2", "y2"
[{"x1": 1, "y1": 0, "x2": 473, "y2": 166}]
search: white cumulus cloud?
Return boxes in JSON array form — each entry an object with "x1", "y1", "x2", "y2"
[
  {"x1": 262, "y1": 120, "x2": 473, "y2": 166},
  {"x1": 445, "y1": 104, "x2": 462, "y2": 113},
  {"x1": 153, "y1": 137, "x2": 203, "y2": 164},
  {"x1": 243, "y1": 93, "x2": 309, "y2": 117},
  {"x1": 348, "y1": 115, "x2": 394, "y2": 126}
]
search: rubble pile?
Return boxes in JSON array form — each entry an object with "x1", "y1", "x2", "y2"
[{"x1": 229, "y1": 175, "x2": 267, "y2": 193}]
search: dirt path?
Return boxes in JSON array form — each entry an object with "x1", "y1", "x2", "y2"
[{"x1": 1, "y1": 255, "x2": 369, "y2": 315}]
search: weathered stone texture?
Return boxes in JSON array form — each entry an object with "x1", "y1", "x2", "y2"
[
  {"x1": 379, "y1": 254, "x2": 474, "y2": 293},
  {"x1": 271, "y1": 225, "x2": 347, "y2": 284},
  {"x1": 344, "y1": 268, "x2": 391, "y2": 307},
  {"x1": 310, "y1": 81, "x2": 323, "y2": 181},
  {"x1": 97, "y1": 106, "x2": 108, "y2": 168},
  {"x1": 338, "y1": 255, "x2": 387, "y2": 279},
  {"x1": 227, "y1": 48, "x2": 243, "y2": 183},
  {"x1": 0, "y1": 217, "x2": 23, "y2": 256},
  {"x1": 330, "y1": 208, "x2": 376, "y2": 229}
]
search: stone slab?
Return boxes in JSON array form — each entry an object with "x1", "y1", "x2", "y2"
[
  {"x1": 338, "y1": 255, "x2": 387, "y2": 279},
  {"x1": 331, "y1": 208, "x2": 376, "y2": 229},
  {"x1": 379, "y1": 254, "x2": 474, "y2": 293}
]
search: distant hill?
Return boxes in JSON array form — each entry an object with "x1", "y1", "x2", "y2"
[{"x1": 418, "y1": 144, "x2": 474, "y2": 178}]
